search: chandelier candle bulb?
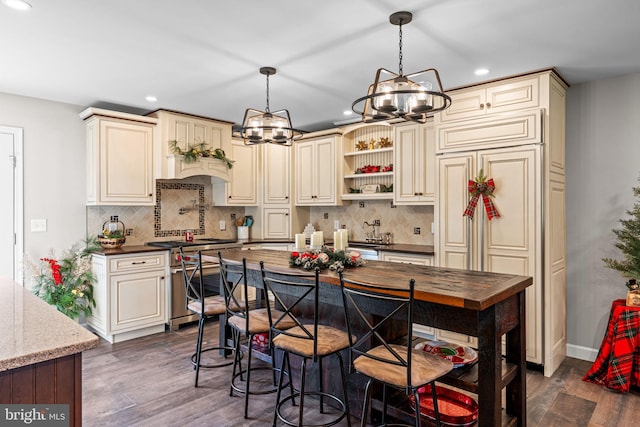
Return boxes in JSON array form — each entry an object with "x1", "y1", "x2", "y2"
[{"x1": 295, "y1": 233, "x2": 306, "y2": 250}]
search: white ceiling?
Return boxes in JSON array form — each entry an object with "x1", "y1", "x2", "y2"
[{"x1": 2, "y1": 0, "x2": 639, "y2": 132}]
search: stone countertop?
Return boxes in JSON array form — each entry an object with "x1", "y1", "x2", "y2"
[{"x1": 0, "y1": 278, "x2": 99, "y2": 372}]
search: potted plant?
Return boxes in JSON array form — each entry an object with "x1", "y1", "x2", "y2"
[
  {"x1": 602, "y1": 179, "x2": 640, "y2": 306},
  {"x1": 28, "y1": 237, "x2": 101, "y2": 320}
]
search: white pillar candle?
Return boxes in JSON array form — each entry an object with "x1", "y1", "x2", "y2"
[
  {"x1": 310, "y1": 231, "x2": 323, "y2": 249},
  {"x1": 340, "y1": 229, "x2": 349, "y2": 249},
  {"x1": 295, "y1": 233, "x2": 306, "y2": 250},
  {"x1": 333, "y1": 231, "x2": 345, "y2": 251}
]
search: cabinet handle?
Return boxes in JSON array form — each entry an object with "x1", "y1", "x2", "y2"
[
  {"x1": 148, "y1": 193, "x2": 152, "y2": 196},
  {"x1": 285, "y1": 213, "x2": 289, "y2": 216},
  {"x1": 285, "y1": 196, "x2": 289, "y2": 199},
  {"x1": 486, "y1": 102, "x2": 491, "y2": 108},
  {"x1": 228, "y1": 196, "x2": 232, "y2": 199},
  {"x1": 132, "y1": 261, "x2": 147, "y2": 265},
  {"x1": 479, "y1": 103, "x2": 485, "y2": 109}
]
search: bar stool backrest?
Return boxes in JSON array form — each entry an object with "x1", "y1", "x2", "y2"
[
  {"x1": 260, "y1": 262, "x2": 321, "y2": 362},
  {"x1": 179, "y1": 247, "x2": 205, "y2": 312},
  {"x1": 218, "y1": 253, "x2": 251, "y2": 330},
  {"x1": 339, "y1": 271, "x2": 416, "y2": 393}
]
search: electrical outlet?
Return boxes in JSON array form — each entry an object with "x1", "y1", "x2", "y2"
[
  {"x1": 374, "y1": 219, "x2": 380, "y2": 226},
  {"x1": 110, "y1": 215, "x2": 119, "y2": 222},
  {"x1": 359, "y1": 201, "x2": 365, "y2": 208},
  {"x1": 413, "y1": 227, "x2": 421, "y2": 235},
  {"x1": 231, "y1": 213, "x2": 236, "y2": 220},
  {"x1": 125, "y1": 228, "x2": 134, "y2": 236},
  {"x1": 323, "y1": 212, "x2": 329, "y2": 219}
]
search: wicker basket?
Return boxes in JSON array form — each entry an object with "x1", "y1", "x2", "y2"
[
  {"x1": 98, "y1": 235, "x2": 126, "y2": 249},
  {"x1": 99, "y1": 219, "x2": 126, "y2": 249}
]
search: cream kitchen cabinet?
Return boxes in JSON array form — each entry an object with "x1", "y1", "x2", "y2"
[
  {"x1": 436, "y1": 74, "x2": 540, "y2": 124},
  {"x1": 89, "y1": 251, "x2": 170, "y2": 343},
  {"x1": 378, "y1": 251, "x2": 433, "y2": 266},
  {"x1": 295, "y1": 133, "x2": 342, "y2": 206},
  {"x1": 213, "y1": 138, "x2": 258, "y2": 206},
  {"x1": 244, "y1": 143, "x2": 310, "y2": 240},
  {"x1": 393, "y1": 122, "x2": 436, "y2": 204},
  {"x1": 149, "y1": 109, "x2": 233, "y2": 181},
  {"x1": 434, "y1": 68, "x2": 567, "y2": 377},
  {"x1": 81, "y1": 108, "x2": 157, "y2": 206}
]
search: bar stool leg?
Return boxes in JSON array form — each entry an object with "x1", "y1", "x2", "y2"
[
  {"x1": 194, "y1": 317, "x2": 205, "y2": 386},
  {"x1": 230, "y1": 329, "x2": 242, "y2": 397},
  {"x1": 318, "y1": 357, "x2": 325, "y2": 413},
  {"x1": 430, "y1": 383, "x2": 440, "y2": 427},
  {"x1": 337, "y1": 353, "x2": 351, "y2": 427},
  {"x1": 360, "y1": 378, "x2": 374, "y2": 427},
  {"x1": 299, "y1": 357, "x2": 308, "y2": 426}
]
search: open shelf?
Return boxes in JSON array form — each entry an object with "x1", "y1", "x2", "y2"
[
  {"x1": 344, "y1": 171, "x2": 394, "y2": 179},
  {"x1": 342, "y1": 193, "x2": 393, "y2": 200},
  {"x1": 344, "y1": 147, "x2": 393, "y2": 157}
]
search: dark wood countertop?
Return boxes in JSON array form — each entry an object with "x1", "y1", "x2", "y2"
[
  {"x1": 214, "y1": 249, "x2": 532, "y2": 311},
  {"x1": 93, "y1": 245, "x2": 170, "y2": 256}
]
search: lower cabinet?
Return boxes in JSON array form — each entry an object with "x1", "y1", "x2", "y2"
[
  {"x1": 378, "y1": 251, "x2": 433, "y2": 266},
  {"x1": 89, "y1": 251, "x2": 169, "y2": 343}
]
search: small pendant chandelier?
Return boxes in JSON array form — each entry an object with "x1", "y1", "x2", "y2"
[
  {"x1": 352, "y1": 11, "x2": 452, "y2": 123},
  {"x1": 240, "y1": 66, "x2": 302, "y2": 146}
]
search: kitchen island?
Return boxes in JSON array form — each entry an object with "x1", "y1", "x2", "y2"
[
  {"x1": 215, "y1": 249, "x2": 532, "y2": 426},
  {"x1": 0, "y1": 278, "x2": 98, "y2": 426}
]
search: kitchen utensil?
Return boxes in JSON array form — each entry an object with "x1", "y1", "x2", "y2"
[
  {"x1": 235, "y1": 217, "x2": 244, "y2": 227},
  {"x1": 245, "y1": 216, "x2": 253, "y2": 227}
]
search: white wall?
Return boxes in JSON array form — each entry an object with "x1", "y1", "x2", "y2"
[
  {"x1": 566, "y1": 72, "x2": 640, "y2": 359},
  {"x1": 0, "y1": 92, "x2": 86, "y2": 282}
]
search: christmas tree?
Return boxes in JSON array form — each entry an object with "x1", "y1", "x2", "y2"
[{"x1": 603, "y1": 180, "x2": 640, "y2": 290}]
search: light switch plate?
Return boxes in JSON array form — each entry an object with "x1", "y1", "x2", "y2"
[
  {"x1": 219, "y1": 220, "x2": 226, "y2": 231},
  {"x1": 31, "y1": 219, "x2": 47, "y2": 232}
]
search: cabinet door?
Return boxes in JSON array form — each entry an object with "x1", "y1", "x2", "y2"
[
  {"x1": 379, "y1": 251, "x2": 433, "y2": 266},
  {"x1": 394, "y1": 123, "x2": 435, "y2": 204},
  {"x1": 263, "y1": 208, "x2": 291, "y2": 239},
  {"x1": 436, "y1": 153, "x2": 476, "y2": 269},
  {"x1": 437, "y1": 87, "x2": 486, "y2": 123},
  {"x1": 264, "y1": 143, "x2": 290, "y2": 204},
  {"x1": 99, "y1": 119, "x2": 154, "y2": 205},
  {"x1": 313, "y1": 137, "x2": 337, "y2": 204},
  {"x1": 109, "y1": 270, "x2": 167, "y2": 333},
  {"x1": 226, "y1": 140, "x2": 258, "y2": 205},
  {"x1": 295, "y1": 140, "x2": 316, "y2": 205}
]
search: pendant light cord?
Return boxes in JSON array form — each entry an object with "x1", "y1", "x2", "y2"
[
  {"x1": 265, "y1": 73, "x2": 271, "y2": 113},
  {"x1": 398, "y1": 18, "x2": 404, "y2": 77}
]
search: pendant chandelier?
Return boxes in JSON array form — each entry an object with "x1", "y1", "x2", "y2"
[
  {"x1": 352, "y1": 11, "x2": 451, "y2": 123},
  {"x1": 240, "y1": 66, "x2": 302, "y2": 146}
]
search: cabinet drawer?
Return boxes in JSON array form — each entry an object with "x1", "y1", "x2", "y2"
[
  {"x1": 437, "y1": 109, "x2": 542, "y2": 153},
  {"x1": 379, "y1": 252, "x2": 433, "y2": 266},
  {"x1": 109, "y1": 253, "x2": 167, "y2": 273}
]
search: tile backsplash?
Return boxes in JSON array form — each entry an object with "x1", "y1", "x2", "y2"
[
  {"x1": 86, "y1": 176, "x2": 244, "y2": 245},
  {"x1": 309, "y1": 201, "x2": 434, "y2": 245},
  {"x1": 87, "y1": 178, "x2": 434, "y2": 246}
]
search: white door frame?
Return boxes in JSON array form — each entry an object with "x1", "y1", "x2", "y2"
[{"x1": 1, "y1": 126, "x2": 24, "y2": 283}]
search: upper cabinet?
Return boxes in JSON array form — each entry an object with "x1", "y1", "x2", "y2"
[
  {"x1": 295, "y1": 133, "x2": 343, "y2": 206},
  {"x1": 148, "y1": 109, "x2": 233, "y2": 181},
  {"x1": 436, "y1": 75, "x2": 539, "y2": 124},
  {"x1": 341, "y1": 124, "x2": 394, "y2": 201},
  {"x1": 393, "y1": 122, "x2": 436, "y2": 205},
  {"x1": 263, "y1": 143, "x2": 291, "y2": 204},
  {"x1": 81, "y1": 108, "x2": 157, "y2": 206},
  {"x1": 212, "y1": 138, "x2": 258, "y2": 206}
]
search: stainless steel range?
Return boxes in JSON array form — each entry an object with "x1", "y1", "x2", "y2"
[{"x1": 146, "y1": 238, "x2": 243, "y2": 330}]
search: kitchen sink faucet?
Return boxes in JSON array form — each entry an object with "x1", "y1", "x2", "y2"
[{"x1": 363, "y1": 220, "x2": 380, "y2": 243}]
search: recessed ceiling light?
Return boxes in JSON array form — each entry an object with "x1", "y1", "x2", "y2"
[
  {"x1": 145, "y1": 95, "x2": 157, "y2": 102},
  {"x1": 343, "y1": 110, "x2": 353, "y2": 116},
  {"x1": 2, "y1": 0, "x2": 32, "y2": 10},
  {"x1": 474, "y1": 68, "x2": 490, "y2": 76}
]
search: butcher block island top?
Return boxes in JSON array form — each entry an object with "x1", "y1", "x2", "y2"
[
  {"x1": 213, "y1": 249, "x2": 532, "y2": 311},
  {"x1": 0, "y1": 277, "x2": 98, "y2": 371}
]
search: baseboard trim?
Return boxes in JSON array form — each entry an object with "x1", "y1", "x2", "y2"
[{"x1": 567, "y1": 344, "x2": 598, "y2": 362}]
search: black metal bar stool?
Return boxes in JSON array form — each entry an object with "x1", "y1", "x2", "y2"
[
  {"x1": 261, "y1": 262, "x2": 352, "y2": 427},
  {"x1": 219, "y1": 253, "x2": 298, "y2": 419},
  {"x1": 339, "y1": 271, "x2": 454, "y2": 427},
  {"x1": 178, "y1": 247, "x2": 234, "y2": 387}
]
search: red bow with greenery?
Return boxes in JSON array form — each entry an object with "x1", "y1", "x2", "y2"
[{"x1": 463, "y1": 169, "x2": 500, "y2": 220}]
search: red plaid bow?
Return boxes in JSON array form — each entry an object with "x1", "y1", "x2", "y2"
[{"x1": 463, "y1": 178, "x2": 501, "y2": 220}]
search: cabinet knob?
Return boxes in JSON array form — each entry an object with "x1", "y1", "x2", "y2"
[
  {"x1": 228, "y1": 196, "x2": 232, "y2": 199},
  {"x1": 479, "y1": 103, "x2": 485, "y2": 109},
  {"x1": 285, "y1": 196, "x2": 289, "y2": 199},
  {"x1": 148, "y1": 193, "x2": 152, "y2": 196},
  {"x1": 285, "y1": 213, "x2": 289, "y2": 216}
]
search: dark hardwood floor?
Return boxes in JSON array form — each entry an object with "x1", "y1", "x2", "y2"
[{"x1": 82, "y1": 322, "x2": 640, "y2": 426}]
